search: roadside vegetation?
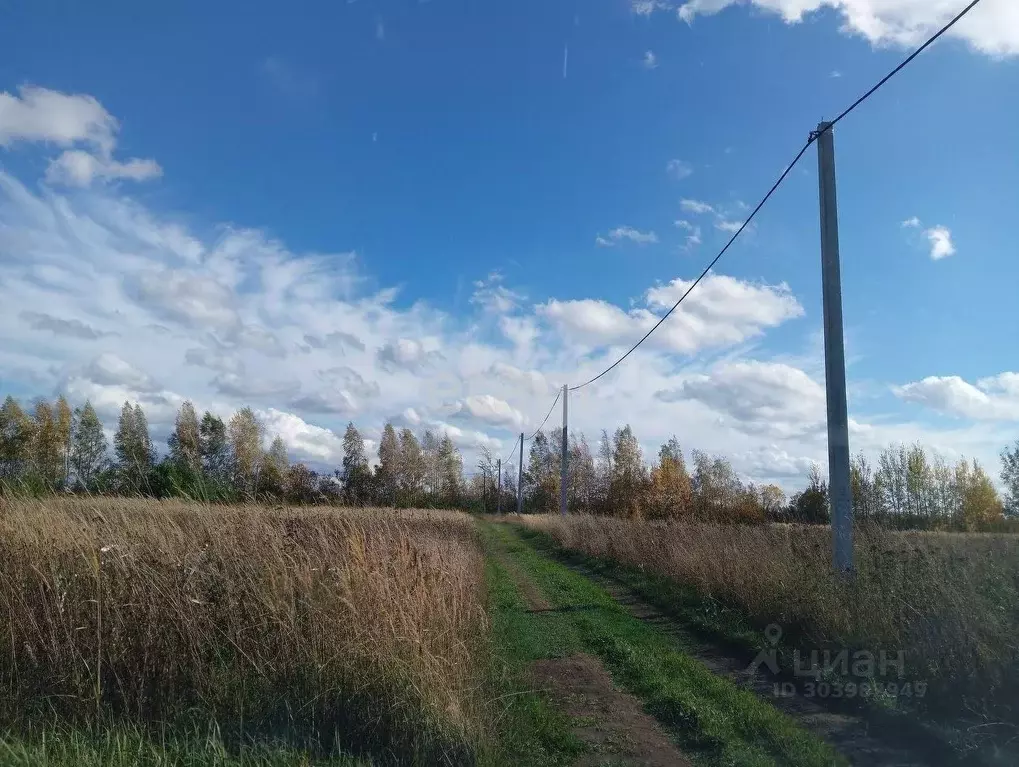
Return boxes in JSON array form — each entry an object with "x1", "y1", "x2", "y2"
[
  {"x1": 512, "y1": 513, "x2": 1019, "y2": 758},
  {"x1": 481, "y1": 521, "x2": 845, "y2": 767},
  {"x1": 0, "y1": 498, "x2": 513, "y2": 765}
]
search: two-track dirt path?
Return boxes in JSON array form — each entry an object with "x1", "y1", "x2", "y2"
[
  {"x1": 490, "y1": 544, "x2": 693, "y2": 767},
  {"x1": 492, "y1": 523, "x2": 946, "y2": 767},
  {"x1": 567, "y1": 558, "x2": 936, "y2": 767}
]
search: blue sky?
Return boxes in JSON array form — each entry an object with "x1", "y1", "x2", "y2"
[{"x1": 1, "y1": 0, "x2": 1016, "y2": 485}]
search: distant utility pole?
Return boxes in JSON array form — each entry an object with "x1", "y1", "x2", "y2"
[
  {"x1": 497, "y1": 458, "x2": 502, "y2": 514},
  {"x1": 560, "y1": 384, "x2": 569, "y2": 516},
  {"x1": 517, "y1": 433, "x2": 524, "y2": 515},
  {"x1": 815, "y1": 121, "x2": 853, "y2": 576}
]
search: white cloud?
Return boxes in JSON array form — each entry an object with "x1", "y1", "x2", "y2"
[
  {"x1": 289, "y1": 391, "x2": 357, "y2": 415},
  {"x1": 304, "y1": 331, "x2": 365, "y2": 353},
  {"x1": 595, "y1": 226, "x2": 659, "y2": 247},
  {"x1": 895, "y1": 373, "x2": 1019, "y2": 421},
  {"x1": 675, "y1": 0, "x2": 1019, "y2": 58},
  {"x1": 258, "y1": 408, "x2": 347, "y2": 464},
  {"x1": 212, "y1": 373, "x2": 301, "y2": 400},
  {"x1": 487, "y1": 362, "x2": 553, "y2": 395},
  {"x1": 82, "y1": 352, "x2": 161, "y2": 393},
  {"x1": 656, "y1": 360, "x2": 826, "y2": 438},
  {"x1": 643, "y1": 50, "x2": 659, "y2": 69},
  {"x1": 470, "y1": 272, "x2": 525, "y2": 314},
  {"x1": 20, "y1": 311, "x2": 109, "y2": 340},
  {"x1": 631, "y1": 0, "x2": 673, "y2": 16},
  {"x1": 666, "y1": 159, "x2": 693, "y2": 179},
  {"x1": 540, "y1": 275, "x2": 803, "y2": 356},
  {"x1": 715, "y1": 218, "x2": 745, "y2": 234},
  {"x1": 455, "y1": 394, "x2": 527, "y2": 429},
  {"x1": 925, "y1": 225, "x2": 956, "y2": 260},
  {"x1": 0, "y1": 85, "x2": 160, "y2": 187},
  {"x1": 736, "y1": 444, "x2": 819, "y2": 481},
  {"x1": 902, "y1": 216, "x2": 921, "y2": 228},
  {"x1": 674, "y1": 219, "x2": 702, "y2": 248},
  {"x1": 0, "y1": 85, "x2": 1010, "y2": 485},
  {"x1": 0, "y1": 86, "x2": 115, "y2": 151},
  {"x1": 46, "y1": 150, "x2": 162, "y2": 187},
  {"x1": 377, "y1": 338, "x2": 443, "y2": 373},
  {"x1": 680, "y1": 198, "x2": 714, "y2": 215}
]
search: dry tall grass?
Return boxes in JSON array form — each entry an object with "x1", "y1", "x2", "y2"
[
  {"x1": 515, "y1": 514, "x2": 1019, "y2": 726},
  {"x1": 0, "y1": 497, "x2": 489, "y2": 763}
]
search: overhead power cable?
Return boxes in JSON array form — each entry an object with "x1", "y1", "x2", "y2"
[
  {"x1": 525, "y1": 387, "x2": 561, "y2": 441},
  {"x1": 568, "y1": 0, "x2": 984, "y2": 393}
]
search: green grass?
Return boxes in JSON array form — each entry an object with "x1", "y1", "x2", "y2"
[
  {"x1": 482, "y1": 521, "x2": 847, "y2": 767},
  {"x1": 479, "y1": 548, "x2": 586, "y2": 766},
  {"x1": 0, "y1": 725, "x2": 370, "y2": 766},
  {"x1": 510, "y1": 524, "x2": 999, "y2": 765}
]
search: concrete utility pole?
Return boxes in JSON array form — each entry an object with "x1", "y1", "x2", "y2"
[
  {"x1": 497, "y1": 459, "x2": 502, "y2": 514},
  {"x1": 560, "y1": 384, "x2": 569, "y2": 516},
  {"x1": 816, "y1": 121, "x2": 853, "y2": 576},
  {"x1": 517, "y1": 433, "x2": 524, "y2": 515}
]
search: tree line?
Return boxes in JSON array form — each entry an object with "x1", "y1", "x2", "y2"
[
  {"x1": 0, "y1": 395, "x2": 468, "y2": 506},
  {"x1": 2, "y1": 393, "x2": 1017, "y2": 530},
  {"x1": 506, "y1": 425, "x2": 1019, "y2": 531}
]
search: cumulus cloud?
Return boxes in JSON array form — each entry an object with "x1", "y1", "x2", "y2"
[
  {"x1": 258, "y1": 408, "x2": 347, "y2": 464},
  {"x1": 0, "y1": 85, "x2": 161, "y2": 186},
  {"x1": 63, "y1": 376, "x2": 184, "y2": 424},
  {"x1": 454, "y1": 394, "x2": 527, "y2": 429},
  {"x1": 735, "y1": 444, "x2": 819, "y2": 481},
  {"x1": 540, "y1": 275, "x2": 803, "y2": 356},
  {"x1": 377, "y1": 338, "x2": 443, "y2": 373},
  {"x1": 487, "y1": 362, "x2": 553, "y2": 395},
  {"x1": 0, "y1": 85, "x2": 116, "y2": 150},
  {"x1": 656, "y1": 361, "x2": 826, "y2": 438},
  {"x1": 675, "y1": 0, "x2": 1019, "y2": 57},
  {"x1": 903, "y1": 217, "x2": 956, "y2": 260},
  {"x1": 895, "y1": 373, "x2": 1019, "y2": 420},
  {"x1": 643, "y1": 50, "x2": 659, "y2": 69},
  {"x1": 595, "y1": 226, "x2": 659, "y2": 247},
  {"x1": 82, "y1": 352, "x2": 161, "y2": 393},
  {"x1": 925, "y1": 225, "x2": 956, "y2": 260}
]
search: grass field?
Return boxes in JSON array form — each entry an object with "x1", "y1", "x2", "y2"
[
  {"x1": 4, "y1": 497, "x2": 1005, "y2": 765},
  {"x1": 0, "y1": 498, "x2": 509, "y2": 765},
  {"x1": 511, "y1": 514, "x2": 1019, "y2": 756}
]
